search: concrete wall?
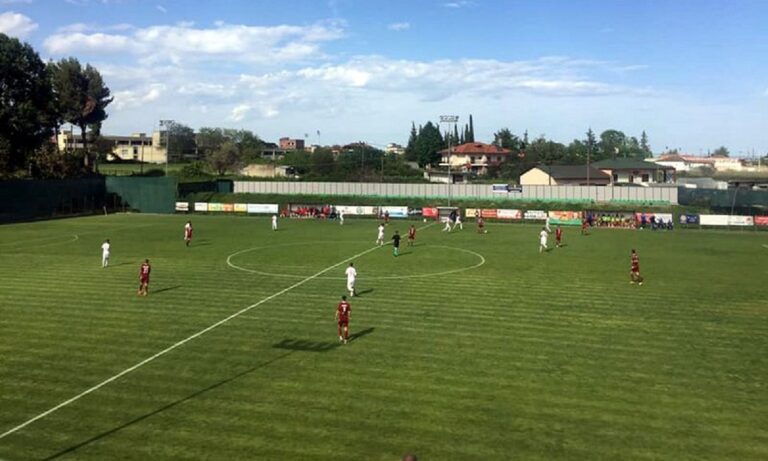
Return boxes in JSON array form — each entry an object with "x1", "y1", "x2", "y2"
[{"x1": 233, "y1": 181, "x2": 678, "y2": 204}]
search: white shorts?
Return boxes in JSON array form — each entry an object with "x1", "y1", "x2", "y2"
[
  {"x1": 540, "y1": 238, "x2": 547, "y2": 246},
  {"x1": 347, "y1": 280, "x2": 355, "y2": 291}
]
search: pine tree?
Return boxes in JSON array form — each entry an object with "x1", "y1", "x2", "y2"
[
  {"x1": 453, "y1": 124, "x2": 459, "y2": 146},
  {"x1": 468, "y1": 114, "x2": 475, "y2": 143},
  {"x1": 405, "y1": 122, "x2": 418, "y2": 161},
  {"x1": 640, "y1": 130, "x2": 651, "y2": 157}
]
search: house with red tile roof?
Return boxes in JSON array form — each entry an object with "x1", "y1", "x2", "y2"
[{"x1": 437, "y1": 142, "x2": 511, "y2": 175}]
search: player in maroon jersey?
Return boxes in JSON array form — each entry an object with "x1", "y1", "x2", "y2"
[
  {"x1": 184, "y1": 221, "x2": 193, "y2": 247},
  {"x1": 407, "y1": 224, "x2": 416, "y2": 246},
  {"x1": 383, "y1": 210, "x2": 390, "y2": 225},
  {"x1": 336, "y1": 295, "x2": 351, "y2": 344},
  {"x1": 138, "y1": 259, "x2": 151, "y2": 296},
  {"x1": 581, "y1": 217, "x2": 589, "y2": 235},
  {"x1": 477, "y1": 216, "x2": 486, "y2": 234},
  {"x1": 555, "y1": 225, "x2": 563, "y2": 248},
  {"x1": 630, "y1": 249, "x2": 643, "y2": 285}
]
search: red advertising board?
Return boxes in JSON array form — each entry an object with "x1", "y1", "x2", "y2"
[
  {"x1": 481, "y1": 209, "x2": 498, "y2": 219},
  {"x1": 755, "y1": 216, "x2": 768, "y2": 226},
  {"x1": 422, "y1": 207, "x2": 438, "y2": 218}
]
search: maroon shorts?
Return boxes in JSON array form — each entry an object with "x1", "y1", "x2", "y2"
[
  {"x1": 140, "y1": 276, "x2": 150, "y2": 284},
  {"x1": 338, "y1": 319, "x2": 349, "y2": 327}
]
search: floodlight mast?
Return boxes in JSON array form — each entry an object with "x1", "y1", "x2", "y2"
[{"x1": 439, "y1": 115, "x2": 459, "y2": 206}]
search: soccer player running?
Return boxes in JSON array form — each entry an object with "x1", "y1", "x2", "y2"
[
  {"x1": 630, "y1": 249, "x2": 644, "y2": 285},
  {"x1": 184, "y1": 221, "x2": 193, "y2": 247},
  {"x1": 539, "y1": 227, "x2": 548, "y2": 253},
  {"x1": 407, "y1": 224, "x2": 416, "y2": 246},
  {"x1": 138, "y1": 259, "x2": 151, "y2": 296},
  {"x1": 345, "y1": 262, "x2": 357, "y2": 297},
  {"x1": 453, "y1": 213, "x2": 463, "y2": 231},
  {"x1": 101, "y1": 239, "x2": 111, "y2": 268},
  {"x1": 391, "y1": 230, "x2": 401, "y2": 256},
  {"x1": 442, "y1": 216, "x2": 452, "y2": 232},
  {"x1": 555, "y1": 225, "x2": 563, "y2": 248},
  {"x1": 376, "y1": 223, "x2": 385, "y2": 246},
  {"x1": 477, "y1": 216, "x2": 486, "y2": 234},
  {"x1": 272, "y1": 214, "x2": 278, "y2": 231},
  {"x1": 336, "y1": 295, "x2": 351, "y2": 344},
  {"x1": 581, "y1": 216, "x2": 589, "y2": 235}
]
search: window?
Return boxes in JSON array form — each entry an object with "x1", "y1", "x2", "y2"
[
  {"x1": 133, "y1": 147, "x2": 139, "y2": 160},
  {"x1": 641, "y1": 173, "x2": 649, "y2": 182},
  {"x1": 470, "y1": 156, "x2": 475, "y2": 163},
  {"x1": 613, "y1": 173, "x2": 618, "y2": 182}
]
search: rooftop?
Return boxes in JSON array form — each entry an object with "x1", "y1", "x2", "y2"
[
  {"x1": 592, "y1": 158, "x2": 674, "y2": 170},
  {"x1": 439, "y1": 142, "x2": 511, "y2": 155},
  {"x1": 531, "y1": 165, "x2": 610, "y2": 180}
]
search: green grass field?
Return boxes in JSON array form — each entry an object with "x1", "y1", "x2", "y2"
[{"x1": 0, "y1": 214, "x2": 766, "y2": 460}]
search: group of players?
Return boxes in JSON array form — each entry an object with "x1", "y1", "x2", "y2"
[{"x1": 100, "y1": 213, "x2": 643, "y2": 344}]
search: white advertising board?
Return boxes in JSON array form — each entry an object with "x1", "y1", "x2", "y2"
[
  {"x1": 194, "y1": 202, "x2": 208, "y2": 212},
  {"x1": 175, "y1": 202, "x2": 189, "y2": 212},
  {"x1": 381, "y1": 206, "x2": 409, "y2": 218},
  {"x1": 496, "y1": 209, "x2": 522, "y2": 220},
  {"x1": 335, "y1": 205, "x2": 378, "y2": 216},
  {"x1": 247, "y1": 204, "x2": 279, "y2": 214},
  {"x1": 524, "y1": 210, "x2": 547, "y2": 220},
  {"x1": 700, "y1": 214, "x2": 754, "y2": 226}
]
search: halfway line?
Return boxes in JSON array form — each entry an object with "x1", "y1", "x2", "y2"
[{"x1": 0, "y1": 241, "x2": 387, "y2": 440}]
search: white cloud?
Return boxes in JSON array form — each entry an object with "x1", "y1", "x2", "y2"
[
  {"x1": 156, "y1": 4, "x2": 167, "y2": 13},
  {"x1": 443, "y1": 1, "x2": 475, "y2": 8},
  {"x1": 44, "y1": 20, "x2": 345, "y2": 64},
  {"x1": 0, "y1": 11, "x2": 37, "y2": 38},
  {"x1": 387, "y1": 22, "x2": 410, "y2": 31},
  {"x1": 113, "y1": 83, "x2": 166, "y2": 109},
  {"x1": 229, "y1": 104, "x2": 251, "y2": 122}
]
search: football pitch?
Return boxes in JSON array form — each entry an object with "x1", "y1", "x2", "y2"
[{"x1": 1, "y1": 214, "x2": 766, "y2": 460}]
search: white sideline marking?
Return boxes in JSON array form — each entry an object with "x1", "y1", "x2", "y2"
[{"x1": 0, "y1": 242, "x2": 387, "y2": 440}]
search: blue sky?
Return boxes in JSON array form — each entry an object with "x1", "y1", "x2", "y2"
[{"x1": 1, "y1": 0, "x2": 767, "y2": 156}]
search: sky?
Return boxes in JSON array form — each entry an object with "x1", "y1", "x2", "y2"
[{"x1": 1, "y1": 0, "x2": 767, "y2": 156}]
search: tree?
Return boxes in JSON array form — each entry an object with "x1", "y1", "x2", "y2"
[
  {"x1": 207, "y1": 141, "x2": 241, "y2": 176},
  {"x1": 404, "y1": 122, "x2": 418, "y2": 162},
  {"x1": 29, "y1": 143, "x2": 89, "y2": 178},
  {"x1": 282, "y1": 149, "x2": 310, "y2": 175},
  {"x1": 196, "y1": 127, "x2": 228, "y2": 159},
  {"x1": 467, "y1": 114, "x2": 475, "y2": 143},
  {"x1": 50, "y1": 57, "x2": 113, "y2": 166},
  {"x1": 0, "y1": 34, "x2": 58, "y2": 174},
  {"x1": 640, "y1": 130, "x2": 651, "y2": 156},
  {"x1": 712, "y1": 146, "x2": 730, "y2": 157},
  {"x1": 599, "y1": 129, "x2": 626, "y2": 160},
  {"x1": 311, "y1": 148, "x2": 335, "y2": 177},
  {"x1": 162, "y1": 122, "x2": 196, "y2": 161},
  {"x1": 493, "y1": 128, "x2": 523, "y2": 151},
  {"x1": 414, "y1": 121, "x2": 445, "y2": 167}
]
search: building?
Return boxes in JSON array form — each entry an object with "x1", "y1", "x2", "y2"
[
  {"x1": 591, "y1": 159, "x2": 675, "y2": 185},
  {"x1": 240, "y1": 164, "x2": 295, "y2": 178},
  {"x1": 261, "y1": 142, "x2": 287, "y2": 160},
  {"x1": 520, "y1": 165, "x2": 611, "y2": 186},
  {"x1": 385, "y1": 143, "x2": 406, "y2": 155},
  {"x1": 648, "y1": 153, "x2": 747, "y2": 172},
  {"x1": 279, "y1": 137, "x2": 305, "y2": 151},
  {"x1": 57, "y1": 131, "x2": 169, "y2": 163},
  {"x1": 423, "y1": 168, "x2": 470, "y2": 184},
  {"x1": 437, "y1": 142, "x2": 511, "y2": 175}
]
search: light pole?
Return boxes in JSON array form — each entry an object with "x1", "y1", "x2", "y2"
[
  {"x1": 440, "y1": 115, "x2": 459, "y2": 206},
  {"x1": 159, "y1": 119, "x2": 175, "y2": 176}
]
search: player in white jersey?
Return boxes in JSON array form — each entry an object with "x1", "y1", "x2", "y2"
[
  {"x1": 545, "y1": 216, "x2": 552, "y2": 233},
  {"x1": 345, "y1": 262, "x2": 357, "y2": 297},
  {"x1": 272, "y1": 215, "x2": 278, "y2": 231},
  {"x1": 339, "y1": 210, "x2": 345, "y2": 225},
  {"x1": 453, "y1": 214, "x2": 463, "y2": 230},
  {"x1": 101, "y1": 239, "x2": 111, "y2": 268},
  {"x1": 376, "y1": 223, "x2": 385, "y2": 245},
  {"x1": 442, "y1": 216, "x2": 452, "y2": 232},
  {"x1": 539, "y1": 228, "x2": 549, "y2": 253}
]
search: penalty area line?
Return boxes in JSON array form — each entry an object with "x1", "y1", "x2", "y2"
[{"x1": 0, "y1": 242, "x2": 388, "y2": 440}]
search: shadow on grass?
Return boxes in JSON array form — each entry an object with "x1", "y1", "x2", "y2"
[
  {"x1": 272, "y1": 327, "x2": 375, "y2": 352},
  {"x1": 43, "y1": 350, "x2": 296, "y2": 460},
  {"x1": 106, "y1": 262, "x2": 132, "y2": 268},
  {"x1": 152, "y1": 285, "x2": 182, "y2": 295},
  {"x1": 191, "y1": 239, "x2": 211, "y2": 246},
  {"x1": 357, "y1": 288, "x2": 374, "y2": 296}
]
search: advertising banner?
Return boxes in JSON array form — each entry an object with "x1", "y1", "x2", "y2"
[
  {"x1": 175, "y1": 202, "x2": 189, "y2": 212},
  {"x1": 728, "y1": 215, "x2": 754, "y2": 226},
  {"x1": 492, "y1": 184, "x2": 510, "y2": 193},
  {"x1": 222, "y1": 203, "x2": 234, "y2": 212},
  {"x1": 233, "y1": 203, "x2": 248, "y2": 213},
  {"x1": 381, "y1": 206, "x2": 409, "y2": 218},
  {"x1": 699, "y1": 215, "x2": 729, "y2": 226},
  {"x1": 422, "y1": 207, "x2": 438, "y2": 218},
  {"x1": 481, "y1": 209, "x2": 498, "y2": 219},
  {"x1": 524, "y1": 210, "x2": 547, "y2": 220},
  {"x1": 335, "y1": 205, "x2": 378, "y2": 216},
  {"x1": 636, "y1": 212, "x2": 673, "y2": 223},
  {"x1": 496, "y1": 209, "x2": 522, "y2": 220},
  {"x1": 247, "y1": 204, "x2": 279, "y2": 214},
  {"x1": 548, "y1": 210, "x2": 582, "y2": 225},
  {"x1": 465, "y1": 208, "x2": 479, "y2": 218},
  {"x1": 679, "y1": 214, "x2": 699, "y2": 224},
  {"x1": 654, "y1": 213, "x2": 673, "y2": 223},
  {"x1": 194, "y1": 202, "x2": 208, "y2": 212},
  {"x1": 755, "y1": 216, "x2": 768, "y2": 226}
]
